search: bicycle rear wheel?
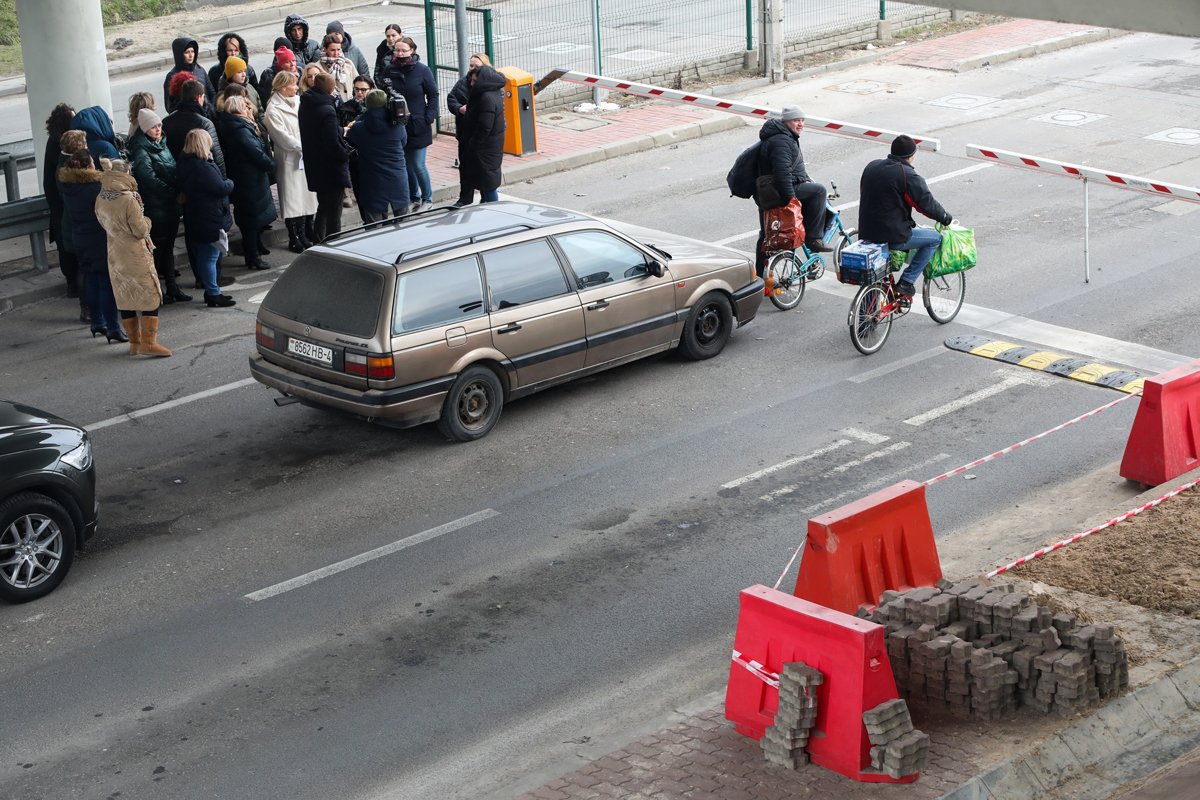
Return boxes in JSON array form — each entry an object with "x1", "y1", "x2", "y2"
[
  {"x1": 767, "y1": 251, "x2": 806, "y2": 311},
  {"x1": 849, "y1": 283, "x2": 892, "y2": 355},
  {"x1": 922, "y1": 271, "x2": 966, "y2": 324}
]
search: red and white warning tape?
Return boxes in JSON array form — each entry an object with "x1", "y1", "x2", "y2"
[
  {"x1": 732, "y1": 648, "x2": 780, "y2": 687},
  {"x1": 923, "y1": 393, "x2": 1138, "y2": 486},
  {"x1": 536, "y1": 68, "x2": 940, "y2": 151},
  {"x1": 985, "y1": 476, "x2": 1200, "y2": 578},
  {"x1": 966, "y1": 144, "x2": 1200, "y2": 203}
]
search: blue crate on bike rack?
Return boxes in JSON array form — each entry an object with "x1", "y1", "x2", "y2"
[{"x1": 837, "y1": 241, "x2": 888, "y2": 285}]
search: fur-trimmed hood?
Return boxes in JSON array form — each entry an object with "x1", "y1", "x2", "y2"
[
  {"x1": 99, "y1": 170, "x2": 138, "y2": 194},
  {"x1": 57, "y1": 166, "x2": 101, "y2": 184}
]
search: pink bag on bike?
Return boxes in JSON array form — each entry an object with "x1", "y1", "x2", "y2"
[{"x1": 763, "y1": 199, "x2": 806, "y2": 252}]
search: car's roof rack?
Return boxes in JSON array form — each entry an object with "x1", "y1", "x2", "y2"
[
  {"x1": 319, "y1": 204, "x2": 452, "y2": 246},
  {"x1": 396, "y1": 224, "x2": 536, "y2": 263}
]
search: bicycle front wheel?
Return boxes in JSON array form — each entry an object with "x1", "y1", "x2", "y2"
[
  {"x1": 849, "y1": 283, "x2": 892, "y2": 355},
  {"x1": 767, "y1": 251, "x2": 806, "y2": 311},
  {"x1": 922, "y1": 271, "x2": 965, "y2": 324}
]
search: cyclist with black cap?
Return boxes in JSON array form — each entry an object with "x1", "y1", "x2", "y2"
[{"x1": 858, "y1": 134, "x2": 953, "y2": 297}]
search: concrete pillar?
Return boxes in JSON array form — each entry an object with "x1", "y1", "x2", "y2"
[
  {"x1": 878, "y1": 19, "x2": 893, "y2": 41},
  {"x1": 18, "y1": 0, "x2": 113, "y2": 185},
  {"x1": 765, "y1": 0, "x2": 784, "y2": 83}
]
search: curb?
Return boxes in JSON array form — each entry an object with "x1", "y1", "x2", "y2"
[{"x1": 951, "y1": 28, "x2": 1122, "y2": 72}]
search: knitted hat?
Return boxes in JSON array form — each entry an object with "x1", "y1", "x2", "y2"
[
  {"x1": 364, "y1": 89, "x2": 387, "y2": 110},
  {"x1": 780, "y1": 106, "x2": 805, "y2": 122},
  {"x1": 275, "y1": 46, "x2": 296, "y2": 67},
  {"x1": 137, "y1": 108, "x2": 162, "y2": 133},
  {"x1": 890, "y1": 135, "x2": 917, "y2": 158},
  {"x1": 224, "y1": 55, "x2": 247, "y2": 78}
]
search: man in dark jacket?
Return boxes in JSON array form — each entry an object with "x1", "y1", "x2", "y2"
[
  {"x1": 858, "y1": 134, "x2": 953, "y2": 297},
  {"x1": 298, "y1": 73, "x2": 351, "y2": 242},
  {"x1": 325, "y1": 21, "x2": 371, "y2": 78},
  {"x1": 284, "y1": 13, "x2": 320, "y2": 65},
  {"x1": 164, "y1": 37, "x2": 216, "y2": 114},
  {"x1": 759, "y1": 106, "x2": 830, "y2": 253},
  {"x1": 163, "y1": 79, "x2": 226, "y2": 178},
  {"x1": 346, "y1": 89, "x2": 408, "y2": 221},
  {"x1": 208, "y1": 33, "x2": 258, "y2": 95}
]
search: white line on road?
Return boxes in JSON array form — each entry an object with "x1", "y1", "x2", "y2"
[
  {"x1": 760, "y1": 441, "x2": 912, "y2": 501},
  {"x1": 85, "y1": 378, "x2": 258, "y2": 432},
  {"x1": 842, "y1": 427, "x2": 890, "y2": 444},
  {"x1": 245, "y1": 509, "x2": 501, "y2": 602},
  {"x1": 903, "y1": 374, "x2": 1033, "y2": 427},
  {"x1": 800, "y1": 452, "x2": 952, "y2": 515},
  {"x1": 721, "y1": 439, "x2": 851, "y2": 489}
]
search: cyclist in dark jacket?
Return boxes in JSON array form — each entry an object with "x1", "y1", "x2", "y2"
[
  {"x1": 858, "y1": 134, "x2": 953, "y2": 297},
  {"x1": 759, "y1": 107, "x2": 829, "y2": 251}
]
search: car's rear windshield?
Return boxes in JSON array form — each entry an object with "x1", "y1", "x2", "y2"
[{"x1": 262, "y1": 255, "x2": 385, "y2": 338}]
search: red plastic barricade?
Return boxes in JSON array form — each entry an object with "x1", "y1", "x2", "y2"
[
  {"x1": 725, "y1": 584, "x2": 913, "y2": 783},
  {"x1": 793, "y1": 480, "x2": 942, "y2": 615},
  {"x1": 1120, "y1": 359, "x2": 1200, "y2": 486}
]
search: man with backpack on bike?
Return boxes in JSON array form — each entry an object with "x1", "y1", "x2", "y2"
[
  {"x1": 858, "y1": 134, "x2": 953, "y2": 297},
  {"x1": 754, "y1": 106, "x2": 832, "y2": 270}
]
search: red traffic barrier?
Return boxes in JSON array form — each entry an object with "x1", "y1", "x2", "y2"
[
  {"x1": 1120, "y1": 360, "x2": 1200, "y2": 486},
  {"x1": 725, "y1": 584, "x2": 914, "y2": 783},
  {"x1": 793, "y1": 480, "x2": 942, "y2": 615}
]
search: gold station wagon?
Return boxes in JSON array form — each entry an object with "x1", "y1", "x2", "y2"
[{"x1": 250, "y1": 202, "x2": 764, "y2": 440}]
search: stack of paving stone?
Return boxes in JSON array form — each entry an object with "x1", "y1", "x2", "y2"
[
  {"x1": 862, "y1": 698, "x2": 930, "y2": 779},
  {"x1": 760, "y1": 661, "x2": 823, "y2": 770},
  {"x1": 866, "y1": 579, "x2": 1129, "y2": 721}
]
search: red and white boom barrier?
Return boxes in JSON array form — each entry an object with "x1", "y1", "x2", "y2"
[
  {"x1": 535, "y1": 68, "x2": 940, "y2": 152},
  {"x1": 966, "y1": 144, "x2": 1200, "y2": 283}
]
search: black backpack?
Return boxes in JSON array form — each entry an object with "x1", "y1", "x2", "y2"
[{"x1": 726, "y1": 141, "x2": 762, "y2": 199}]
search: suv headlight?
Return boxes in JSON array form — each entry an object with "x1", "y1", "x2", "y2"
[{"x1": 59, "y1": 438, "x2": 92, "y2": 471}]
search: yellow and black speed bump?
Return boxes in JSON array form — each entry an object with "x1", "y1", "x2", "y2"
[{"x1": 944, "y1": 335, "x2": 1145, "y2": 394}]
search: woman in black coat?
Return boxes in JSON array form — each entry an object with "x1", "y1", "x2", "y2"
[
  {"x1": 372, "y1": 23, "x2": 403, "y2": 88},
  {"x1": 43, "y1": 103, "x2": 84, "y2": 312},
  {"x1": 456, "y1": 63, "x2": 507, "y2": 205},
  {"x1": 58, "y1": 151, "x2": 125, "y2": 342},
  {"x1": 297, "y1": 73, "x2": 350, "y2": 243},
  {"x1": 217, "y1": 95, "x2": 277, "y2": 269},
  {"x1": 175, "y1": 129, "x2": 236, "y2": 307},
  {"x1": 382, "y1": 37, "x2": 438, "y2": 210}
]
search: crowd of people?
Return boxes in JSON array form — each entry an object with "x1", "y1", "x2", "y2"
[{"x1": 42, "y1": 14, "x2": 510, "y2": 356}]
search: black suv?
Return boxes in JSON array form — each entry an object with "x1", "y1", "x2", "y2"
[{"x1": 0, "y1": 401, "x2": 98, "y2": 602}]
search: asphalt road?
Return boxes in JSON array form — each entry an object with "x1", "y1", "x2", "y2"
[{"x1": 1, "y1": 31, "x2": 1198, "y2": 800}]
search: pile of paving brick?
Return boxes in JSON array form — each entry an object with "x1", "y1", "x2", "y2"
[
  {"x1": 865, "y1": 579, "x2": 1129, "y2": 719},
  {"x1": 760, "y1": 662, "x2": 822, "y2": 769},
  {"x1": 863, "y1": 698, "x2": 930, "y2": 779}
]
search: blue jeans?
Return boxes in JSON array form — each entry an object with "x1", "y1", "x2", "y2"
[
  {"x1": 480, "y1": 189, "x2": 499, "y2": 203},
  {"x1": 193, "y1": 242, "x2": 221, "y2": 297},
  {"x1": 405, "y1": 147, "x2": 431, "y2": 204},
  {"x1": 83, "y1": 269, "x2": 119, "y2": 333},
  {"x1": 896, "y1": 226, "x2": 943, "y2": 286}
]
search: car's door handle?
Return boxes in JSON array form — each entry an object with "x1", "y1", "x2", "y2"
[
  {"x1": 497, "y1": 322, "x2": 523, "y2": 334},
  {"x1": 587, "y1": 300, "x2": 610, "y2": 310}
]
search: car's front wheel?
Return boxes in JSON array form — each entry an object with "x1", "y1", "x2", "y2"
[
  {"x1": 438, "y1": 366, "x2": 505, "y2": 442},
  {"x1": 0, "y1": 492, "x2": 76, "y2": 603},
  {"x1": 680, "y1": 292, "x2": 733, "y2": 360}
]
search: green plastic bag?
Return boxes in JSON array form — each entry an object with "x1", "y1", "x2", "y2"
[
  {"x1": 888, "y1": 248, "x2": 907, "y2": 272},
  {"x1": 926, "y1": 223, "x2": 976, "y2": 278}
]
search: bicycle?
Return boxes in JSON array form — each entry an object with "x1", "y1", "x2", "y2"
[
  {"x1": 763, "y1": 182, "x2": 855, "y2": 311},
  {"x1": 847, "y1": 239, "x2": 966, "y2": 355}
]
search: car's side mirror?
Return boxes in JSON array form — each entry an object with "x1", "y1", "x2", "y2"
[{"x1": 647, "y1": 260, "x2": 665, "y2": 278}]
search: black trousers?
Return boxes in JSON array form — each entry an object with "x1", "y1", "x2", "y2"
[
  {"x1": 793, "y1": 181, "x2": 828, "y2": 243},
  {"x1": 314, "y1": 189, "x2": 344, "y2": 243}
]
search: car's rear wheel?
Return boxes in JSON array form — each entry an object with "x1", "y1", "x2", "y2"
[
  {"x1": 438, "y1": 366, "x2": 505, "y2": 442},
  {"x1": 0, "y1": 492, "x2": 76, "y2": 603},
  {"x1": 680, "y1": 292, "x2": 733, "y2": 360}
]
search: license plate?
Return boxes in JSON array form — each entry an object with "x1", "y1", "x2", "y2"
[{"x1": 287, "y1": 337, "x2": 333, "y2": 365}]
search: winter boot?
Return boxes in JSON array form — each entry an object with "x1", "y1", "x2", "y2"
[
  {"x1": 120, "y1": 317, "x2": 142, "y2": 355},
  {"x1": 138, "y1": 316, "x2": 172, "y2": 357},
  {"x1": 286, "y1": 218, "x2": 304, "y2": 253}
]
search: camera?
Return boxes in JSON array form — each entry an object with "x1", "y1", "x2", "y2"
[{"x1": 378, "y1": 78, "x2": 411, "y2": 126}]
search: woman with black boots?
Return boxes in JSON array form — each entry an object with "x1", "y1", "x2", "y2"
[
  {"x1": 128, "y1": 108, "x2": 190, "y2": 303},
  {"x1": 263, "y1": 70, "x2": 317, "y2": 252}
]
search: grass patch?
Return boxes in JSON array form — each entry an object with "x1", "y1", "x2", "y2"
[{"x1": 0, "y1": 0, "x2": 185, "y2": 45}]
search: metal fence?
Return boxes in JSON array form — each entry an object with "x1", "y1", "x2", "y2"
[{"x1": 426, "y1": 1, "x2": 951, "y2": 124}]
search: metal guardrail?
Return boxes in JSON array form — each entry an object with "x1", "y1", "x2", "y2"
[{"x1": 0, "y1": 150, "x2": 49, "y2": 270}]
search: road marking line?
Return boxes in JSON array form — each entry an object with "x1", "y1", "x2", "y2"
[
  {"x1": 85, "y1": 378, "x2": 258, "y2": 432},
  {"x1": 800, "y1": 453, "x2": 952, "y2": 515},
  {"x1": 712, "y1": 163, "x2": 992, "y2": 246},
  {"x1": 721, "y1": 439, "x2": 851, "y2": 489},
  {"x1": 245, "y1": 509, "x2": 501, "y2": 602},
  {"x1": 842, "y1": 427, "x2": 890, "y2": 444},
  {"x1": 761, "y1": 441, "x2": 912, "y2": 501},
  {"x1": 848, "y1": 346, "x2": 945, "y2": 383},
  {"x1": 903, "y1": 374, "x2": 1033, "y2": 427}
]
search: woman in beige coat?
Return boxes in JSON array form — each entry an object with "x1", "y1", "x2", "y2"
[
  {"x1": 94, "y1": 160, "x2": 171, "y2": 357},
  {"x1": 263, "y1": 70, "x2": 318, "y2": 251}
]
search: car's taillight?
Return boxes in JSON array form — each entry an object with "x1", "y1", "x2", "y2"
[
  {"x1": 346, "y1": 352, "x2": 395, "y2": 380},
  {"x1": 256, "y1": 322, "x2": 275, "y2": 348}
]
